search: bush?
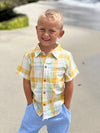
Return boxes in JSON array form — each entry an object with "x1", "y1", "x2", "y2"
[
  {"x1": 0, "y1": 0, "x2": 39, "y2": 30},
  {"x1": 0, "y1": 1, "x2": 14, "y2": 12},
  {"x1": 27, "y1": 0, "x2": 39, "y2": 3},
  {"x1": 0, "y1": 14, "x2": 28, "y2": 30},
  {"x1": 0, "y1": 0, "x2": 39, "y2": 11}
]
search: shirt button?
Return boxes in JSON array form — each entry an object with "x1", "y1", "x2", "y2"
[
  {"x1": 44, "y1": 79, "x2": 46, "y2": 82},
  {"x1": 45, "y1": 66, "x2": 47, "y2": 68},
  {"x1": 43, "y1": 92, "x2": 46, "y2": 94},
  {"x1": 43, "y1": 104, "x2": 46, "y2": 106}
]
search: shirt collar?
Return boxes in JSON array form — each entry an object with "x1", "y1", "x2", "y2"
[
  {"x1": 34, "y1": 43, "x2": 61, "y2": 59},
  {"x1": 51, "y1": 43, "x2": 61, "y2": 59},
  {"x1": 34, "y1": 44, "x2": 42, "y2": 57}
]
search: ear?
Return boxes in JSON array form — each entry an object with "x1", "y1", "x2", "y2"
[
  {"x1": 36, "y1": 26, "x2": 38, "y2": 33},
  {"x1": 58, "y1": 30, "x2": 64, "y2": 39},
  {"x1": 36, "y1": 25, "x2": 38, "y2": 29}
]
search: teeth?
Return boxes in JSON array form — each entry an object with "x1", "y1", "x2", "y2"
[{"x1": 43, "y1": 38, "x2": 50, "y2": 41}]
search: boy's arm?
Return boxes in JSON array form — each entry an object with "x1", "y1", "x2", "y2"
[
  {"x1": 23, "y1": 78, "x2": 33, "y2": 105},
  {"x1": 64, "y1": 80, "x2": 73, "y2": 111}
]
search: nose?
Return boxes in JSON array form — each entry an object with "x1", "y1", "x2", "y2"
[{"x1": 43, "y1": 31, "x2": 49, "y2": 37}]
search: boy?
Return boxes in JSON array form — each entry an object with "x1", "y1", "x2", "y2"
[{"x1": 16, "y1": 9, "x2": 79, "y2": 133}]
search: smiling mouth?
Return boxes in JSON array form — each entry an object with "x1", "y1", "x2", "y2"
[{"x1": 42, "y1": 38, "x2": 50, "y2": 41}]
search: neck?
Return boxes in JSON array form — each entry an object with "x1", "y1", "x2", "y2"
[{"x1": 39, "y1": 43, "x2": 57, "y2": 55}]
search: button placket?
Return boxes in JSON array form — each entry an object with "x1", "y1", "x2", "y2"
[
  {"x1": 43, "y1": 91, "x2": 46, "y2": 94},
  {"x1": 42, "y1": 63, "x2": 47, "y2": 110},
  {"x1": 45, "y1": 65, "x2": 47, "y2": 68},
  {"x1": 42, "y1": 57, "x2": 52, "y2": 118}
]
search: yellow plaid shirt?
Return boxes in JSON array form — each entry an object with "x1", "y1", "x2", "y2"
[{"x1": 16, "y1": 43, "x2": 79, "y2": 120}]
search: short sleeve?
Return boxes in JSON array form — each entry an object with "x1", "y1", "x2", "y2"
[
  {"x1": 16, "y1": 53, "x2": 31, "y2": 80},
  {"x1": 65, "y1": 53, "x2": 79, "y2": 82}
]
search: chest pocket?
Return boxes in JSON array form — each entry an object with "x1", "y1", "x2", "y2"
[
  {"x1": 45, "y1": 58, "x2": 66, "y2": 79},
  {"x1": 52, "y1": 64, "x2": 65, "y2": 78}
]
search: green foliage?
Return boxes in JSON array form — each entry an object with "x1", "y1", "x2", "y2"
[
  {"x1": 0, "y1": 0, "x2": 39, "y2": 11},
  {"x1": 0, "y1": 0, "x2": 39, "y2": 30},
  {"x1": 0, "y1": 0, "x2": 14, "y2": 11},
  {"x1": 0, "y1": 9, "x2": 16, "y2": 22},
  {"x1": 0, "y1": 14, "x2": 29, "y2": 30},
  {"x1": 27, "y1": 0, "x2": 39, "y2": 3}
]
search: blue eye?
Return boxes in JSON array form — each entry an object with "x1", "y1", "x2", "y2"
[
  {"x1": 40, "y1": 28, "x2": 45, "y2": 31},
  {"x1": 50, "y1": 30, "x2": 55, "y2": 33}
]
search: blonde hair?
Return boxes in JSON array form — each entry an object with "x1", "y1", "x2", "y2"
[{"x1": 37, "y1": 9, "x2": 63, "y2": 29}]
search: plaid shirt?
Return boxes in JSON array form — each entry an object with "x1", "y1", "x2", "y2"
[{"x1": 16, "y1": 43, "x2": 79, "y2": 120}]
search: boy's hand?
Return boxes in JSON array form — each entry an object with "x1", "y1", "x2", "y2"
[
  {"x1": 64, "y1": 80, "x2": 73, "y2": 111},
  {"x1": 64, "y1": 104, "x2": 70, "y2": 111},
  {"x1": 27, "y1": 102, "x2": 33, "y2": 105},
  {"x1": 23, "y1": 78, "x2": 33, "y2": 105}
]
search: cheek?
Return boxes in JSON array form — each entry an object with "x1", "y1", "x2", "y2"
[
  {"x1": 52, "y1": 34, "x2": 59, "y2": 40},
  {"x1": 37, "y1": 32, "x2": 42, "y2": 38}
]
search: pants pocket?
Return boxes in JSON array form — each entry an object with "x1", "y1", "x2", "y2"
[
  {"x1": 63, "y1": 104, "x2": 71, "y2": 114},
  {"x1": 26, "y1": 103, "x2": 33, "y2": 108},
  {"x1": 62, "y1": 104, "x2": 71, "y2": 124}
]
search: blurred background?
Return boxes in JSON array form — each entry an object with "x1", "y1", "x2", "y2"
[{"x1": 0, "y1": 0, "x2": 100, "y2": 30}]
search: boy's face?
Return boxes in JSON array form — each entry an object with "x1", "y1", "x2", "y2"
[{"x1": 36, "y1": 17, "x2": 64, "y2": 49}]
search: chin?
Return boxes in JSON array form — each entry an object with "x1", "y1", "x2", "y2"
[{"x1": 41, "y1": 42, "x2": 50, "y2": 47}]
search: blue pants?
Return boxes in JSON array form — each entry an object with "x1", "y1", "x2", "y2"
[{"x1": 18, "y1": 103, "x2": 71, "y2": 133}]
